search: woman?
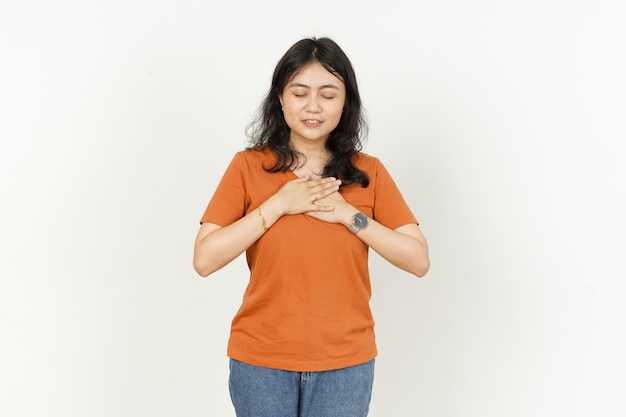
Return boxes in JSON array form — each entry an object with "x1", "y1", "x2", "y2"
[{"x1": 193, "y1": 37, "x2": 429, "y2": 417}]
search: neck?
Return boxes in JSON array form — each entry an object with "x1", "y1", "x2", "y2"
[
  {"x1": 288, "y1": 138, "x2": 331, "y2": 178},
  {"x1": 288, "y1": 138, "x2": 330, "y2": 160}
]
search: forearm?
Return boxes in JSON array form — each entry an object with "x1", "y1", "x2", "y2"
[
  {"x1": 193, "y1": 176, "x2": 340, "y2": 277},
  {"x1": 193, "y1": 214, "x2": 261, "y2": 277},
  {"x1": 344, "y1": 216, "x2": 430, "y2": 277},
  {"x1": 193, "y1": 201, "x2": 284, "y2": 277}
]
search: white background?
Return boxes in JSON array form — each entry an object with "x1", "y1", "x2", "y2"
[{"x1": 1, "y1": 1, "x2": 625, "y2": 416}]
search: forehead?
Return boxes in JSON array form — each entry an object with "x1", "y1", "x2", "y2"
[{"x1": 287, "y1": 61, "x2": 344, "y2": 88}]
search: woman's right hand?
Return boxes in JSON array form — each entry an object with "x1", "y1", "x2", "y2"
[{"x1": 270, "y1": 176, "x2": 342, "y2": 215}]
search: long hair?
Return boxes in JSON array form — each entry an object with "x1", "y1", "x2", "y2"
[{"x1": 246, "y1": 37, "x2": 369, "y2": 187}]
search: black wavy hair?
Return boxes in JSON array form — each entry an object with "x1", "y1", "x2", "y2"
[{"x1": 246, "y1": 37, "x2": 369, "y2": 187}]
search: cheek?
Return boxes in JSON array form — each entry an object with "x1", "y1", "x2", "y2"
[
  {"x1": 329, "y1": 103, "x2": 345, "y2": 119},
  {"x1": 282, "y1": 109, "x2": 299, "y2": 128},
  {"x1": 282, "y1": 100, "x2": 300, "y2": 115},
  {"x1": 332, "y1": 98, "x2": 346, "y2": 113}
]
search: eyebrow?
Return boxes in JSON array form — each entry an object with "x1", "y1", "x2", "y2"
[{"x1": 288, "y1": 82, "x2": 341, "y2": 90}]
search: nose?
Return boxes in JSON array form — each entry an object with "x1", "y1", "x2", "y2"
[{"x1": 306, "y1": 95, "x2": 321, "y2": 112}]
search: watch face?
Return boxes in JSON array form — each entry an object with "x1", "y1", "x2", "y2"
[{"x1": 354, "y1": 212, "x2": 368, "y2": 228}]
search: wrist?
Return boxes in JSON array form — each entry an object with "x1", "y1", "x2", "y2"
[
  {"x1": 341, "y1": 212, "x2": 356, "y2": 228},
  {"x1": 263, "y1": 195, "x2": 288, "y2": 218},
  {"x1": 257, "y1": 199, "x2": 285, "y2": 230},
  {"x1": 339, "y1": 207, "x2": 359, "y2": 228}
]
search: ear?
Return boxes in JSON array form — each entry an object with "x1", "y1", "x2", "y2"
[{"x1": 279, "y1": 95, "x2": 283, "y2": 109}]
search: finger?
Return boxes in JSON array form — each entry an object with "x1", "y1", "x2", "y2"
[
  {"x1": 307, "y1": 177, "x2": 337, "y2": 187},
  {"x1": 314, "y1": 183, "x2": 340, "y2": 199},
  {"x1": 311, "y1": 180, "x2": 340, "y2": 193},
  {"x1": 312, "y1": 204, "x2": 335, "y2": 212}
]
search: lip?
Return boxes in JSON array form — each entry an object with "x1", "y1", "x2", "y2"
[{"x1": 302, "y1": 119, "x2": 323, "y2": 127}]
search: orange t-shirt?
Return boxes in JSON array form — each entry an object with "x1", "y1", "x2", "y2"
[{"x1": 200, "y1": 148, "x2": 418, "y2": 371}]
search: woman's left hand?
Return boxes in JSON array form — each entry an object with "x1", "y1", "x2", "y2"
[{"x1": 305, "y1": 190, "x2": 353, "y2": 225}]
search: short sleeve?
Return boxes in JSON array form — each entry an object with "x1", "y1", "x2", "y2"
[
  {"x1": 371, "y1": 159, "x2": 419, "y2": 228},
  {"x1": 200, "y1": 153, "x2": 248, "y2": 226}
]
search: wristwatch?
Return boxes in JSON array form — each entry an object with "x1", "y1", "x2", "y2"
[{"x1": 348, "y1": 212, "x2": 369, "y2": 234}]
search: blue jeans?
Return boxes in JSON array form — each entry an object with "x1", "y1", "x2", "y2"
[{"x1": 228, "y1": 358, "x2": 375, "y2": 417}]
